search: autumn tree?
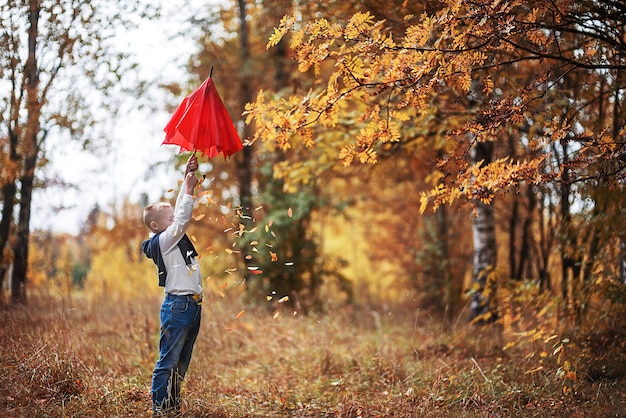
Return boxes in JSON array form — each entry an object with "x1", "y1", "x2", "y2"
[
  {"x1": 0, "y1": 0, "x2": 153, "y2": 303},
  {"x1": 246, "y1": 0, "x2": 626, "y2": 321}
]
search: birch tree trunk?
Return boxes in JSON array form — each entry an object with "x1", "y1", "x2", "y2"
[{"x1": 469, "y1": 141, "x2": 497, "y2": 322}]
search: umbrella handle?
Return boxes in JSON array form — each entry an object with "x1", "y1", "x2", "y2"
[{"x1": 209, "y1": 66, "x2": 213, "y2": 78}]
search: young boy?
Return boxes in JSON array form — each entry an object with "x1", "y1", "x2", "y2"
[{"x1": 141, "y1": 155, "x2": 202, "y2": 415}]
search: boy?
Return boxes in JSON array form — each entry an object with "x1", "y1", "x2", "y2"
[{"x1": 141, "y1": 155, "x2": 202, "y2": 415}]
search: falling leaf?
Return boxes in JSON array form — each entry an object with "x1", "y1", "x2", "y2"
[
  {"x1": 250, "y1": 269, "x2": 263, "y2": 275},
  {"x1": 255, "y1": 206, "x2": 264, "y2": 211},
  {"x1": 194, "y1": 213, "x2": 206, "y2": 221},
  {"x1": 224, "y1": 327, "x2": 233, "y2": 332},
  {"x1": 245, "y1": 254, "x2": 253, "y2": 260},
  {"x1": 247, "y1": 266, "x2": 259, "y2": 270},
  {"x1": 270, "y1": 251, "x2": 278, "y2": 262},
  {"x1": 285, "y1": 262, "x2": 294, "y2": 266},
  {"x1": 225, "y1": 248, "x2": 233, "y2": 254},
  {"x1": 266, "y1": 296, "x2": 273, "y2": 301},
  {"x1": 288, "y1": 207, "x2": 293, "y2": 217},
  {"x1": 190, "y1": 235, "x2": 197, "y2": 242},
  {"x1": 252, "y1": 247, "x2": 259, "y2": 253},
  {"x1": 220, "y1": 282, "x2": 228, "y2": 289},
  {"x1": 278, "y1": 296, "x2": 289, "y2": 303},
  {"x1": 265, "y1": 225, "x2": 269, "y2": 232},
  {"x1": 273, "y1": 312, "x2": 280, "y2": 319},
  {"x1": 268, "y1": 220, "x2": 273, "y2": 227},
  {"x1": 167, "y1": 188, "x2": 174, "y2": 193},
  {"x1": 250, "y1": 240, "x2": 259, "y2": 246},
  {"x1": 236, "y1": 311, "x2": 245, "y2": 319}
]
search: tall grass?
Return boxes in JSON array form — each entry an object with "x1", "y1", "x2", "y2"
[{"x1": 1, "y1": 289, "x2": 624, "y2": 417}]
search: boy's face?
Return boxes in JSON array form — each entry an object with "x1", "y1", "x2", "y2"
[{"x1": 150, "y1": 205, "x2": 174, "y2": 233}]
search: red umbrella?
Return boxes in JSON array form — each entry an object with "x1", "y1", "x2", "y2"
[{"x1": 163, "y1": 68, "x2": 243, "y2": 159}]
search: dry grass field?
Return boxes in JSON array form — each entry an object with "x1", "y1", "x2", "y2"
[{"x1": 1, "y1": 289, "x2": 625, "y2": 417}]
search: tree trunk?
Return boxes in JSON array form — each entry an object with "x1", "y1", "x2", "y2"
[
  {"x1": 0, "y1": 177, "x2": 17, "y2": 300},
  {"x1": 11, "y1": 157, "x2": 35, "y2": 304},
  {"x1": 235, "y1": 0, "x2": 255, "y2": 285},
  {"x1": 619, "y1": 229, "x2": 626, "y2": 284},
  {"x1": 0, "y1": 128, "x2": 19, "y2": 253},
  {"x1": 537, "y1": 186, "x2": 553, "y2": 292},
  {"x1": 509, "y1": 195, "x2": 518, "y2": 280},
  {"x1": 11, "y1": 1, "x2": 41, "y2": 304},
  {"x1": 515, "y1": 186, "x2": 535, "y2": 281},
  {"x1": 469, "y1": 141, "x2": 497, "y2": 322},
  {"x1": 558, "y1": 140, "x2": 581, "y2": 318}
]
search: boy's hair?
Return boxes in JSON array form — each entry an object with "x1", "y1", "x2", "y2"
[{"x1": 143, "y1": 202, "x2": 171, "y2": 231}]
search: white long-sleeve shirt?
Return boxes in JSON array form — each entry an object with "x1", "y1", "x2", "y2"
[{"x1": 157, "y1": 185, "x2": 202, "y2": 296}]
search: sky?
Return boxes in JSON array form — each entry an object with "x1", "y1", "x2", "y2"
[{"x1": 31, "y1": 1, "x2": 221, "y2": 235}]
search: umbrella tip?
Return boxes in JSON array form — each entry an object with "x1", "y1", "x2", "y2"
[{"x1": 209, "y1": 66, "x2": 213, "y2": 78}]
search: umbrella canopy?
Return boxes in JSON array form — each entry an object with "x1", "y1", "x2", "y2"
[{"x1": 163, "y1": 73, "x2": 243, "y2": 159}]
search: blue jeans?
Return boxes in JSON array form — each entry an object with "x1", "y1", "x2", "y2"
[{"x1": 152, "y1": 294, "x2": 202, "y2": 411}]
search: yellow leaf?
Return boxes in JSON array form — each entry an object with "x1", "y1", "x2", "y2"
[
  {"x1": 503, "y1": 341, "x2": 516, "y2": 350},
  {"x1": 288, "y1": 207, "x2": 293, "y2": 217},
  {"x1": 278, "y1": 296, "x2": 289, "y2": 303},
  {"x1": 193, "y1": 213, "x2": 206, "y2": 221},
  {"x1": 236, "y1": 310, "x2": 245, "y2": 319}
]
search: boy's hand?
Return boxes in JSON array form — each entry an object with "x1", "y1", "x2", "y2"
[
  {"x1": 185, "y1": 155, "x2": 198, "y2": 176},
  {"x1": 184, "y1": 171, "x2": 198, "y2": 195}
]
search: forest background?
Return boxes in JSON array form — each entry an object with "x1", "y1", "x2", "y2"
[{"x1": 1, "y1": 0, "x2": 625, "y2": 416}]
